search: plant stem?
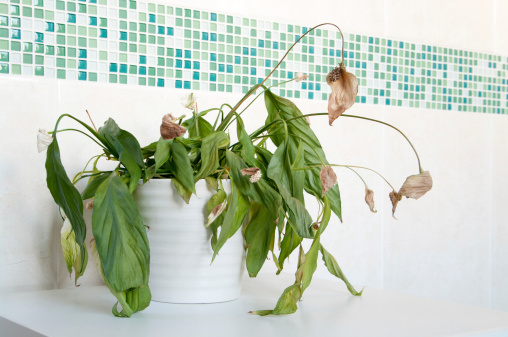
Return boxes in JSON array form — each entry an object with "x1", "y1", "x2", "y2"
[
  {"x1": 50, "y1": 128, "x2": 107, "y2": 150},
  {"x1": 284, "y1": 112, "x2": 423, "y2": 173},
  {"x1": 345, "y1": 166, "x2": 368, "y2": 188},
  {"x1": 216, "y1": 23, "x2": 345, "y2": 131},
  {"x1": 295, "y1": 164, "x2": 396, "y2": 191}
]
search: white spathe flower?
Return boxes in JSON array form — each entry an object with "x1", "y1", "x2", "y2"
[
  {"x1": 181, "y1": 93, "x2": 197, "y2": 110},
  {"x1": 205, "y1": 200, "x2": 227, "y2": 227},
  {"x1": 61, "y1": 217, "x2": 80, "y2": 274},
  {"x1": 37, "y1": 129, "x2": 53, "y2": 153},
  {"x1": 295, "y1": 72, "x2": 308, "y2": 82}
]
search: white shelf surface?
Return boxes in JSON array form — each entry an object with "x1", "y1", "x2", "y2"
[{"x1": 1, "y1": 273, "x2": 508, "y2": 337}]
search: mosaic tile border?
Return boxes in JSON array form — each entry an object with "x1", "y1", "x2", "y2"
[{"x1": 0, "y1": 0, "x2": 507, "y2": 114}]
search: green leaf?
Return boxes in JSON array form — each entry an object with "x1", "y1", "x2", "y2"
[
  {"x1": 253, "y1": 284, "x2": 301, "y2": 316},
  {"x1": 264, "y1": 90, "x2": 342, "y2": 221},
  {"x1": 212, "y1": 184, "x2": 249, "y2": 261},
  {"x1": 92, "y1": 172, "x2": 150, "y2": 293},
  {"x1": 172, "y1": 178, "x2": 192, "y2": 204},
  {"x1": 183, "y1": 115, "x2": 214, "y2": 138},
  {"x1": 225, "y1": 150, "x2": 281, "y2": 214},
  {"x1": 170, "y1": 141, "x2": 196, "y2": 194},
  {"x1": 81, "y1": 171, "x2": 110, "y2": 200},
  {"x1": 45, "y1": 138, "x2": 87, "y2": 268},
  {"x1": 320, "y1": 244, "x2": 363, "y2": 296},
  {"x1": 90, "y1": 239, "x2": 151, "y2": 317},
  {"x1": 98, "y1": 119, "x2": 144, "y2": 193},
  {"x1": 236, "y1": 115, "x2": 257, "y2": 166},
  {"x1": 300, "y1": 237, "x2": 320, "y2": 295},
  {"x1": 206, "y1": 189, "x2": 227, "y2": 213},
  {"x1": 194, "y1": 131, "x2": 229, "y2": 181},
  {"x1": 244, "y1": 202, "x2": 277, "y2": 277},
  {"x1": 277, "y1": 226, "x2": 301, "y2": 274},
  {"x1": 154, "y1": 138, "x2": 172, "y2": 172},
  {"x1": 267, "y1": 140, "x2": 313, "y2": 238}
]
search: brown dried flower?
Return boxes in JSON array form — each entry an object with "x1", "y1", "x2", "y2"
[
  {"x1": 160, "y1": 114, "x2": 186, "y2": 140},
  {"x1": 241, "y1": 167, "x2": 262, "y2": 183},
  {"x1": 326, "y1": 63, "x2": 359, "y2": 125},
  {"x1": 399, "y1": 171, "x2": 433, "y2": 200},
  {"x1": 365, "y1": 187, "x2": 377, "y2": 213},
  {"x1": 389, "y1": 190, "x2": 403, "y2": 219},
  {"x1": 320, "y1": 166, "x2": 337, "y2": 196},
  {"x1": 86, "y1": 199, "x2": 94, "y2": 210}
]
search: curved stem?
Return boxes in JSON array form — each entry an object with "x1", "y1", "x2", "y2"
[
  {"x1": 345, "y1": 166, "x2": 367, "y2": 188},
  {"x1": 216, "y1": 23, "x2": 345, "y2": 131},
  {"x1": 223, "y1": 78, "x2": 297, "y2": 132},
  {"x1": 52, "y1": 114, "x2": 115, "y2": 155},
  {"x1": 51, "y1": 129, "x2": 107, "y2": 150},
  {"x1": 295, "y1": 164, "x2": 396, "y2": 191},
  {"x1": 285, "y1": 112, "x2": 423, "y2": 173}
]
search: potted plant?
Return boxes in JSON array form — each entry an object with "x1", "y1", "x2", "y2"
[{"x1": 38, "y1": 23, "x2": 432, "y2": 317}]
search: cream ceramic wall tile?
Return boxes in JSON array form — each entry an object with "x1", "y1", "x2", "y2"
[
  {"x1": 0, "y1": 78, "x2": 60, "y2": 292},
  {"x1": 494, "y1": 0, "x2": 508, "y2": 55},
  {"x1": 491, "y1": 114, "x2": 508, "y2": 311},
  {"x1": 381, "y1": 108, "x2": 492, "y2": 308},
  {"x1": 385, "y1": 0, "x2": 495, "y2": 53}
]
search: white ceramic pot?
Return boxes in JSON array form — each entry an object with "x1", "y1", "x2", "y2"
[{"x1": 134, "y1": 179, "x2": 245, "y2": 303}]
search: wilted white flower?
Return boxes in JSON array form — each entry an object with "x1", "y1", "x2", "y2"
[
  {"x1": 205, "y1": 200, "x2": 227, "y2": 227},
  {"x1": 37, "y1": 129, "x2": 53, "y2": 153},
  {"x1": 320, "y1": 166, "x2": 337, "y2": 196},
  {"x1": 181, "y1": 93, "x2": 197, "y2": 110},
  {"x1": 399, "y1": 171, "x2": 433, "y2": 200},
  {"x1": 326, "y1": 63, "x2": 359, "y2": 125},
  {"x1": 241, "y1": 167, "x2": 262, "y2": 183},
  {"x1": 60, "y1": 217, "x2": 79, "y2": 274},
  {"x1": 295, "y1": 72, "x2": 308, "y2": 82},
  {"x1": 160, "y1": 114, "x2": 187, "y2": 140}
]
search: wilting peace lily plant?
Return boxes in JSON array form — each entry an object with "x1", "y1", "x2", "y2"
[{"x1": 39, "y1": 23, "x2": 432, "y2": 317}]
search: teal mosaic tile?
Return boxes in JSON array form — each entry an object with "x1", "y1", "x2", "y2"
[{"x1": 0, "y1": 0, "x2": 506, "y2": 114}]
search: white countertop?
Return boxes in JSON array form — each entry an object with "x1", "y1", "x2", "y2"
[{"x1": 1, "y1": 273, "x2": 508, "y2": 337}]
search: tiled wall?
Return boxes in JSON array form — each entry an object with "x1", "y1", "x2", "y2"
[{"x1": 0, "y1": 0, "x2": 507, "y2": 114}]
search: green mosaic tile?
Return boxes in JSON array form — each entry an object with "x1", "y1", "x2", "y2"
[{"x1": 0, "y1": 1, "x2": 505, "y2": 114}]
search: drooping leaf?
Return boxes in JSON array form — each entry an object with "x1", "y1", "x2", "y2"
[
  {"x1": 194, "y1": 131, "x2": 229, "y2": 181},
  {"x1": 172, "y1": 178, "x2": 192, "y2": 204},
  {"x1": 244, "y1": 202, "x2": 277, "y2": 277},
  {"x1": 92, "y1": 172, "x2": 150, "y2": 293},
  {"x1": 320, "y1": 244, "x2": 363, "y2": 296},
  {"x1": 154, "y1": 138, "x2": 172, "y2": 172},
  {"x1": 212, "y1": 184, "x2": 249, "y2": 261},
  {"x1": 277, "y1": 226, "x2": 301, "y2": 274},
  {"x1": 300, "y1": 237, "x2": 320, "y2": 295},
  {"x1": 81, "y1": 171, "x2": 110, "y2": 200},
  {"x1": 90, "y1": 239, "x2": 151, "y2": 318},
  {"x1": 264, "y1": 90, "x2": 342, "y2": 221},
  {"x1": 98, "y1": 119, "x2": 144, "y2": 193},
  {"x1": 225, "y1": 150, "x2": 281, "y2": 214},
  {"x1": 170, "y1": 141, "x2": 196, "y2": 194},
  {"x1": 45, "y1": 138, "x2": 87, "y2": 268},
  {"x1": 236, "y1": 115, "x2": 257, "y2": 167},
  {"x1": 267, "y1": 140, "x2": 313, "y2": 238},
  {"x1": 251, "y1": 284, "x2": 301, "y2": 316}
]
